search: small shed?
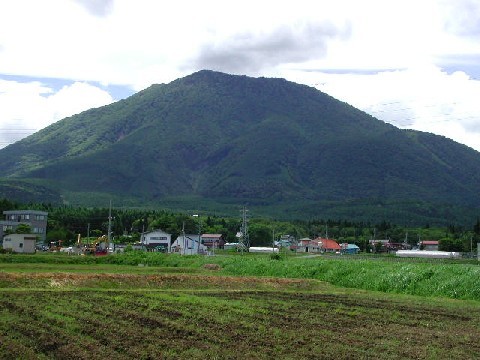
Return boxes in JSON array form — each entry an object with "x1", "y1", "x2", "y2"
[
  {"x1": 171, "y1": 234, "x2": 207, "y2": 254},
  {"x1": 2, "y1": 234, "x2": 37, "y2": 253}
]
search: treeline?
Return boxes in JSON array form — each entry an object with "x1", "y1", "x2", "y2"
[{"x1": 1, "y1": 199, "x2": 479, "y2": 252}]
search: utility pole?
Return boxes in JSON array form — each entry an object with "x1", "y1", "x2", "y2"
[
  {"x1": 272, "y1": 228, "x2": 275, "y2": 253},
  {"x1": 193, "y1": 214, "x2": 201, "y2": 254},
  {"x1": 107, "y1": 200, "x2": 112, "y2": 248},
  {"x1": 87, "y1": 223, "x2": 90, "y2": 245},
  {"x1": 182, "y1": 221, "x2": 186, "y2": 255}
]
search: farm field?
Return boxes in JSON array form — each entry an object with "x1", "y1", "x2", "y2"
[{"x1": 0, "y1": 257, "x2": 479, "y2": 359}]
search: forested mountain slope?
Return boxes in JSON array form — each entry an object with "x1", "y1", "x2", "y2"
[{"x1": 0, "y1": 70, "x2": 479, "y2": 224}]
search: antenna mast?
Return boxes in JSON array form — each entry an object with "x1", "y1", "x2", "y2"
[{"x1": 239, "y1": 206, "x2": 250, "y2": 252}]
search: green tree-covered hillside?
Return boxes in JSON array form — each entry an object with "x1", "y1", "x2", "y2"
[{"x1": 0, "y1": 70, "x2": 479, "y2": 224}]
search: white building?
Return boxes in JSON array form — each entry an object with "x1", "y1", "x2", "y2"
[
  {"x1": 171, "y1": 234, "x2": 207, "y2": 255},
  {"x1": 140, "y1": 229, "x2": 172, "y2": 252},
  {"x1": 2, "y1": 234, "x2": 37, "y2": 253}
]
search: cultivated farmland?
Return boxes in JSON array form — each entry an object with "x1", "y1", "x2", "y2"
[{"x1": 0, "y1": 254, "x2": 479, "y2": 359}]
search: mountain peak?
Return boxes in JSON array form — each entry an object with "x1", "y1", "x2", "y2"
[{"x1": 0, "y1": 71, "x2": 479, "y2": 224}]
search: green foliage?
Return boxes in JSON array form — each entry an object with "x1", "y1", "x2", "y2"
[
  {"x1": 46, "y1": 228, "x2": 74, "y2": 245},
  {"x1": 269, "y1": 253, "x2": 282, "y2": 260},
  {"x1": 14, "y1": 223, "x2": 31, "y2": 234},
  {"x1": 0, "y1": 72, "x2": 479, "y2": 223},
  {"x1": 439, "y1": 238, "x2": 465, "y2": 252},
  {"x1": 0, "y1": 198, "x2": 18, "y2": 213}
]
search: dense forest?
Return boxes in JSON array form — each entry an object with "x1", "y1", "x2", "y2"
[{"x1": 1, "y1": 199, "x2": 478, "y2": 253}]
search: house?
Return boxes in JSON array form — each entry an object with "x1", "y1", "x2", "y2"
[
  {"x1": 341, "y1": 243, "x2": 360, "y2": 254},
  {"x1": 171, "y1": 234, "x2": 207, "y2": 254},
  {"x1": 317, "y1": 238, "x2": 341, "y2": 253},
  {"x1": 2, "y1": 234, "x2": 37, "y2": 253},
  {"x1": 369, "y1": 239, "x2": 390, "y2": 252},
  {"x1": 140, "y1": 229, "x2": 172, "y2": 252},
  {"x1": 419, "y1": 240, "x2": 439, "y2": 251},
  {"x1": 276, "y1": 234, "x2": 295, "y2": 248},
  {"x1": 385, "y1": 242, "x2": 411, "y2": 252},
  {"x1": 296, "y1": 237, "x2": 341, "y2": 253},
  {"x1": 368, "y1": 239, "x2": 411, "y2": 253},
  {"x1": 0, "y1": 210, "x2": 48, "y2": 242},
  {"x1": 296, "y1": 238, "x2": 311, "y2": 252},
  {"x1": 201, "y1": 234, "x2": 224, "y2": 249},
  {"x1": 296, "y1": 238, "x2": 319, "y2": 253}
]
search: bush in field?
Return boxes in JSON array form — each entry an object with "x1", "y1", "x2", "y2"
[{"x1": 269, "y1": 253, "x2": 282, "y2": 261}]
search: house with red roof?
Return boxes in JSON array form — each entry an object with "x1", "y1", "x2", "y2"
[
  {"x1": 296, "y1": 237, "x2": 341, "y2": 253},
  {"x1": 419, "y1": 240, "x2": 439, "y2": 251},
  {"x1": 315, "y1": 238, "x2": 341, "y2": 253}
]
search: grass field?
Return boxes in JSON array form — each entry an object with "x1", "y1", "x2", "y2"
[{"x1": 0, "y1": 254, "x2": 479, "y2": 359}]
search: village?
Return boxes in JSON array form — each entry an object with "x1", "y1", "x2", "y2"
[{"x1": 0, "y1": 208, "x2": 466, "y2": 259}]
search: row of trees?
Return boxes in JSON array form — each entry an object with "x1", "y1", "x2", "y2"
[{"x1": 1, "y1": 199, "x2": 479, "y2": 252}]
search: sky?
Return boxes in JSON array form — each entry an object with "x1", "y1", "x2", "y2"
[{"x1": 1, "y1": 0, "x2": 480, "y2": 151}]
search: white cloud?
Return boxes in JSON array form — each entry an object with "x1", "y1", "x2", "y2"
[
  {"x1": 287, "y1": 65, "x2": 480, "y2": 151},
  {"x1": 193, "y1": 21, "x2": 351, "y2": 75},
  {"x1": 440, "y1": 0, "x2": 480, "y2": 37},
  {"x1": 73, "y1": 0, "x2": 114, "y2": 17},
  {"x1": 0, "y1": 80, "x2": 113, "y2": 148},
  {"x1": 46, "y1": 82, "x2": 114, "y2": 123}
]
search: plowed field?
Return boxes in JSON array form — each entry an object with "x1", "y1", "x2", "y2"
[{"x1": 0, "y1": 271, "x2": 479, "y2": 359}]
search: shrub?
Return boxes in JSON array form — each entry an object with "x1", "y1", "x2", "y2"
[{"x1": 269, "y1": 253, "x2": 282, "y2": 261}]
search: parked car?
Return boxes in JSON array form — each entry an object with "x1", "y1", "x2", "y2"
[{"x1": 35, "y1": 244, "x2": 49, "y2": 252}]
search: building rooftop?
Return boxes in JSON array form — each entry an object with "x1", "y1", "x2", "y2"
[{"x1": 3, "y1": 210, "x2": 48, "y2": 215}]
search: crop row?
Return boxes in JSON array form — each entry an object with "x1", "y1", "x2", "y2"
[
  {"x1": 1, "y1": 282, "x2": 480, "y2": 359},
  {"x1": 1, "y1": 252, "x2": 479, "y2": 300}
]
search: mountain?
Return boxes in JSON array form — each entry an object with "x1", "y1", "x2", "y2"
[{"x1": 1, "y1": 70, "x2": 479, "y2": 225}]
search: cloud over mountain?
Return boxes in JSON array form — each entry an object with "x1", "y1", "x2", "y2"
[{"x1": 194, "y1": 21, "x2": 351, "y2": 74}]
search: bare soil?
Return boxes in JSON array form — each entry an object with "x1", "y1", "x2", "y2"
[{"x1": 0, "y1": 272, "x2": 478, "y2": 359}]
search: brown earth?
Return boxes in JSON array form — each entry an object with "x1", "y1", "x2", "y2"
[{"x1": 0, "y1": 273, "x2": 479, "y2": 359}]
